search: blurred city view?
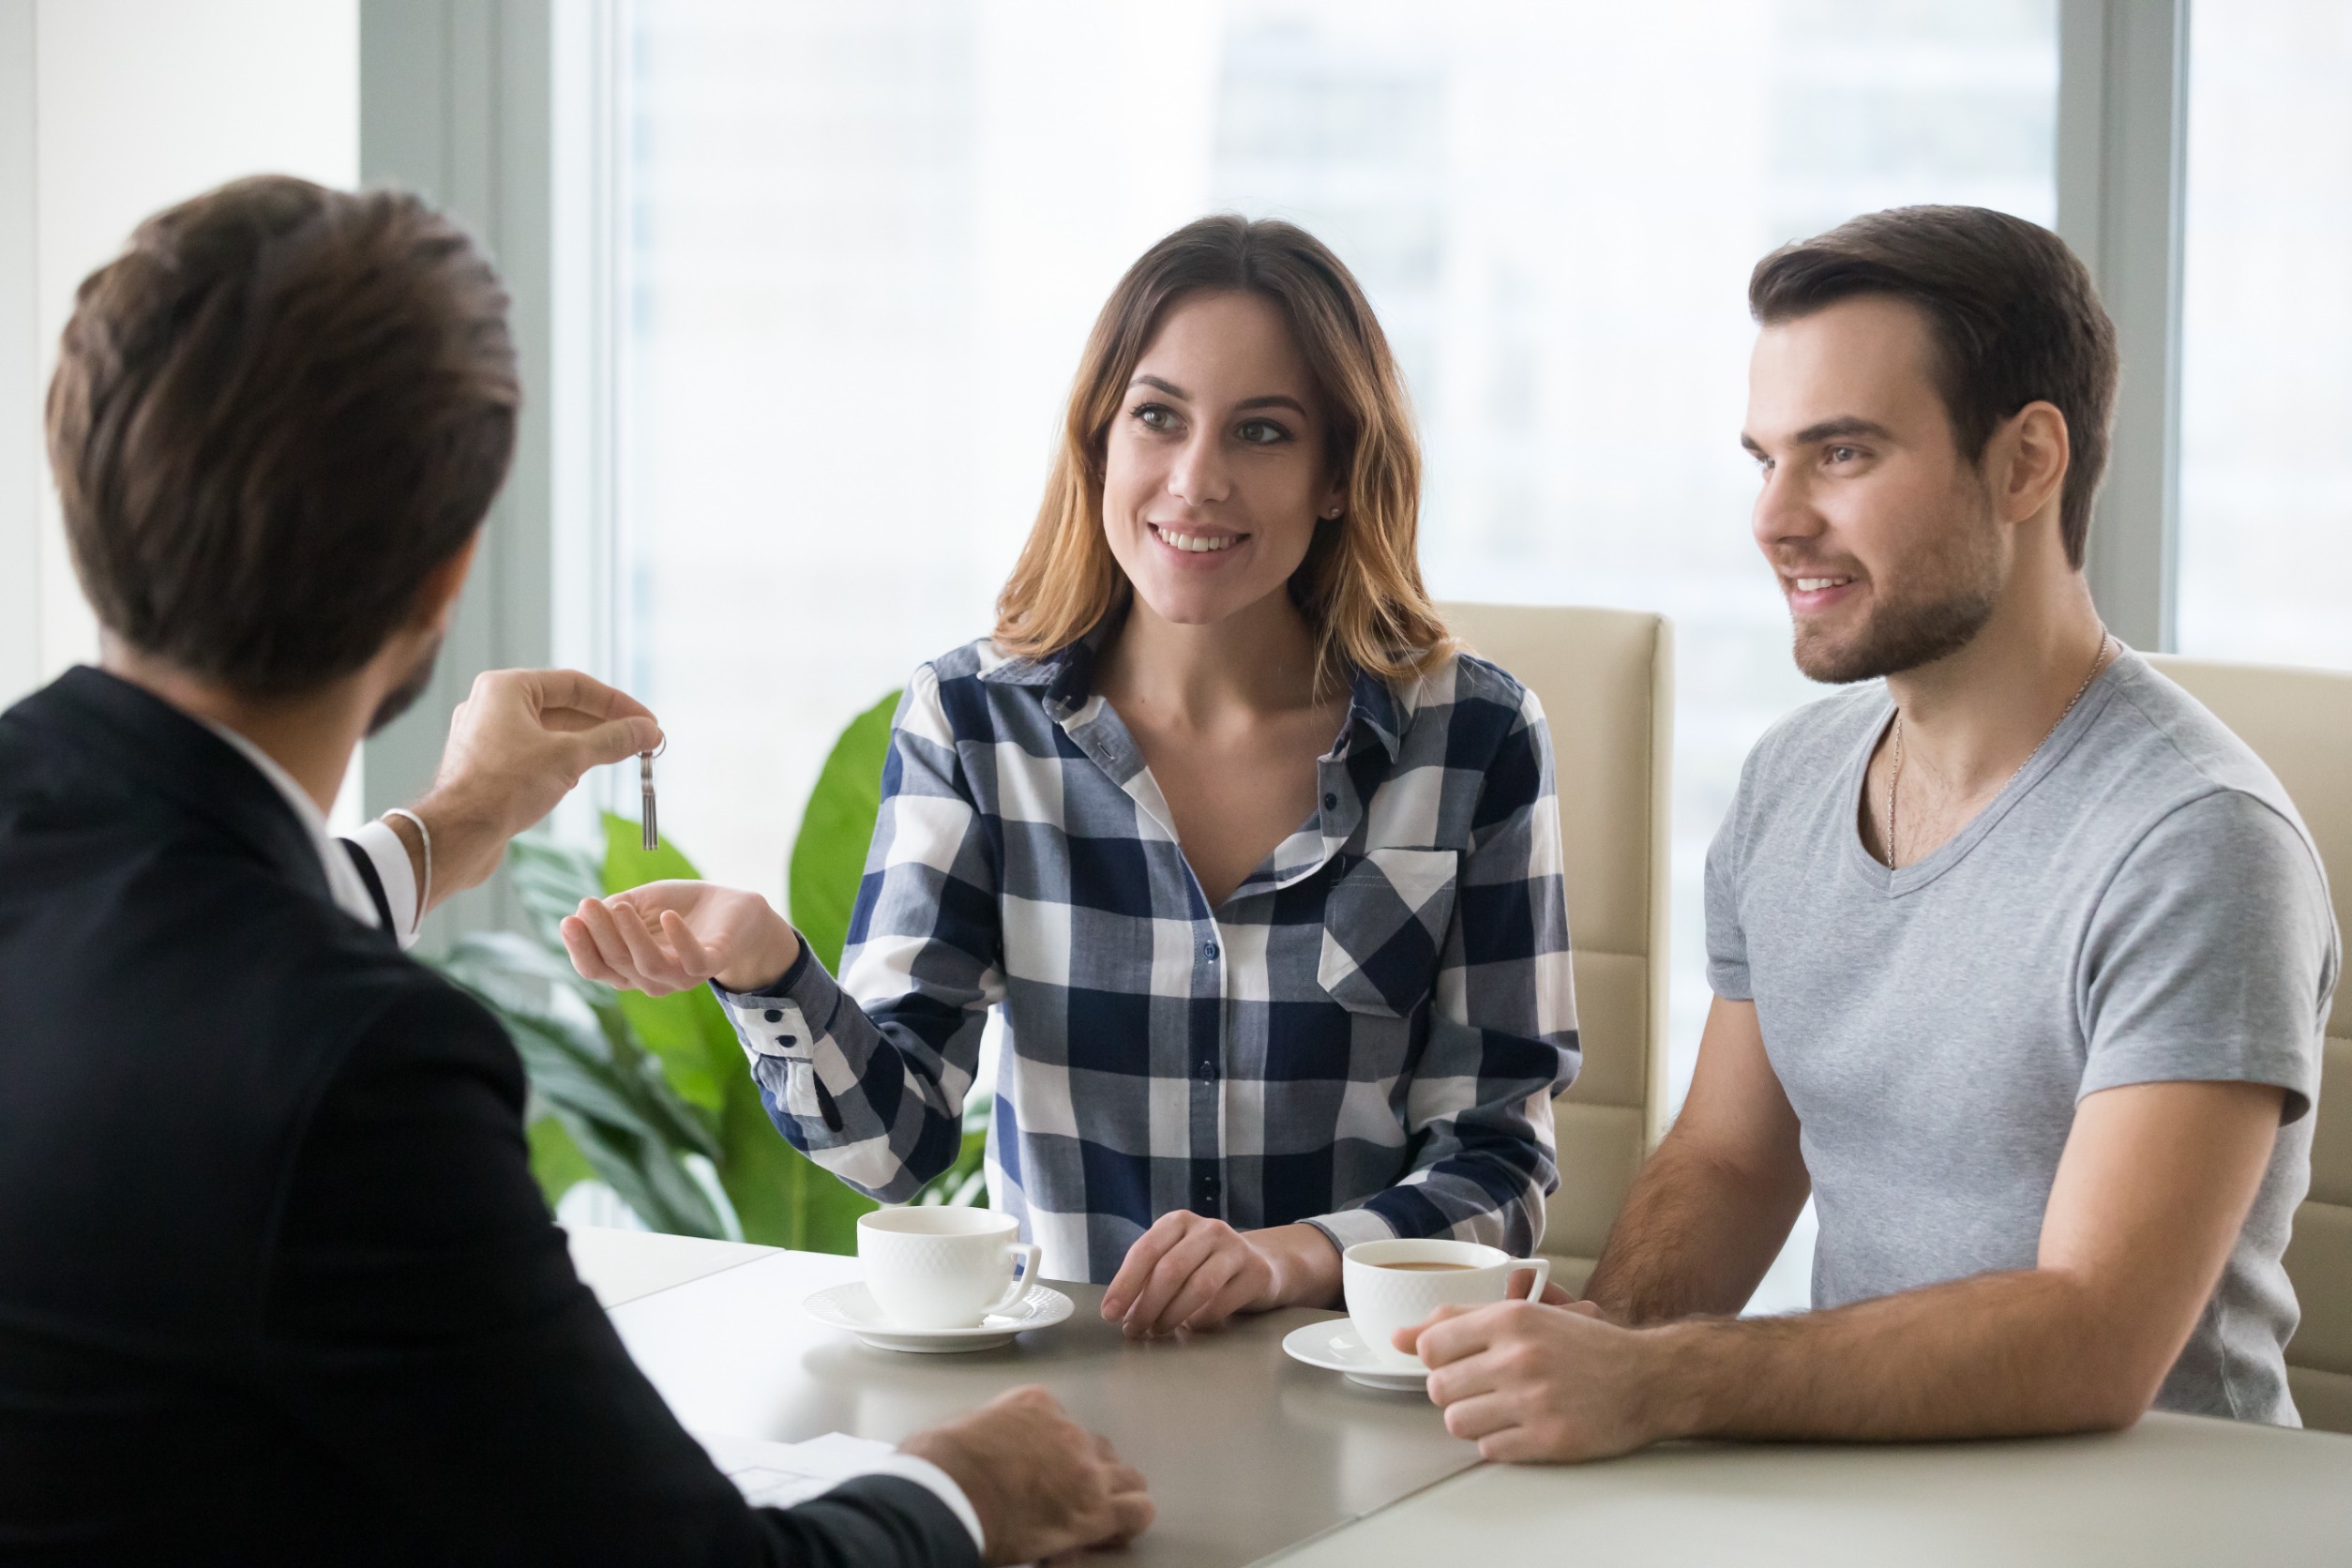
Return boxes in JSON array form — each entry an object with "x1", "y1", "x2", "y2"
[
  {"x1": 612, "y1": 0, "x2": 2346, "y2": 1303},
  {"x1": 2177, "y1": 1, "x2": 2352, "y2": 671}
]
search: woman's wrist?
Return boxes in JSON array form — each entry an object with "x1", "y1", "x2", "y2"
[
  {"x1": 1254, "y1": 1223, "x2": 1344, "y2": 1310},
  {"x1": 713, "y1": 908, "x2": 803, "y2": 993}
]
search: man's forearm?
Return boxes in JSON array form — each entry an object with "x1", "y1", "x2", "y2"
[
  {"x1": 1639, "y1": 1267, "x2": 2154, "y2": 1443},
  {"x1": 1582, "y1": 1132, "x2": 1808, "y2": 1325},
  {"x1": 381, "y1": 793, "x2": 505, "y2": 915},
  {"x1": 378, "y1": 667, "x2": 665, "y2": 917}
]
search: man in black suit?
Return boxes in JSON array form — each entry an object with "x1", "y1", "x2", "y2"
[{"x1": 0, "y1": 175, "x2": 1151, "y2": 1566}]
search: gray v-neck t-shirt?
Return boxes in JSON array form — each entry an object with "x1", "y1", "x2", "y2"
[{"x1": 1705, "y1": 649, "x2": 2338, "y2": 1425}]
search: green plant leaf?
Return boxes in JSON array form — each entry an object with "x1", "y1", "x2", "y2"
[
  {"x1": 787, "y1": 690, "x2": 899, "y2": 974},
  {"x1": 602, "y1": 807, "x2": 706, "y2": 894},
  {"x1": 446, "y1": 927, "x2": 609, "y2": 1015},
  {"x1": 507, "y1": 833, "x2": 606, "y2": 953},
  {"x1": 616, "y1": 989, "x2": 730, "y2": 1113},
  {"x1": 527, "y1": 1115, "x2": 596, "y2": 1205}
]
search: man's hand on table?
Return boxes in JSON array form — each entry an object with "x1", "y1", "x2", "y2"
[
  {"x1": 384, "y1": 669, "x2": 660, "y2": 909},
  {"x1": 898, "y1": 1385, "x2": 1153, "y2": 1566},
  {"x1": 1400, "y1": 1297, "x2": 1655, "y2": 1463}
]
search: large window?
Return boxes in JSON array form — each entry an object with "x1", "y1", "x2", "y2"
[
  {"x1": 2176, "y1": 0, "x2": 2352, "y2": 670},
  {"x1": 611, "y1": 0, "x2": 2060, "y2": 1305}
]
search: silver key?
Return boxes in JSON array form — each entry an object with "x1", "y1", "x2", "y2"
[{"x1": 640, "y1": 739, "x2": 666, "y2": 851}]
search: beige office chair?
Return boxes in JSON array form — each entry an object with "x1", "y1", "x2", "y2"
[
  {"x1": 1441, "y1": 604, "x2": 1673, "y2": 1296},
  {"x1": 2144, "y1": 655, "x2": 2352, "y2": 1434}
]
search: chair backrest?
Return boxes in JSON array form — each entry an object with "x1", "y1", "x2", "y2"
[
  {"x1": 1440, "y1": 603, "x2": 1672, "y2": 1294},
  {"x1": 2145, "y1": 655, "x2": 2352, "y2": 1434}
]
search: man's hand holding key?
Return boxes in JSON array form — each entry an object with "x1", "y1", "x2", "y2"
[{"x1": 381, "y1": 669, "x2": 661, "y2": 913}]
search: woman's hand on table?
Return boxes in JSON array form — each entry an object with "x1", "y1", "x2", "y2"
[
  {"x1": 1099, "y1": 1215, "x2": 1341, "y2": 1337},
  {"x1": 561, "y1": 881, "x2": 803, "y2": 997}
]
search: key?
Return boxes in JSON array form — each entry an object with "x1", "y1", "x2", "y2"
[{"x1": 640, "y1": 741, "x2": 664, "y2": 852}]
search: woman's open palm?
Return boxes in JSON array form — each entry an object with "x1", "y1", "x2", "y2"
[{"x1": 561, "y1": 880, "x2": 801, "y2": 997}]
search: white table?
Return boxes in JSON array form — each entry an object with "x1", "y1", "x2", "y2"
[{"x1": 570, "y1": 1228, "x2": 2352, "y2": 1567}]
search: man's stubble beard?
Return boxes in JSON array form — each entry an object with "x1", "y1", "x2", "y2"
[
  {"x1": 1790, "y1": 483, "x2": 2005, "y2": 686},
  {"x1": 366, "y1": 633, "x2": 444, "y2": 737}
]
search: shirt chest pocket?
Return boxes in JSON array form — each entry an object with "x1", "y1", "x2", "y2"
[{"x1": 1317, "y1": 847, "x2": 1460, "y2": 1018}]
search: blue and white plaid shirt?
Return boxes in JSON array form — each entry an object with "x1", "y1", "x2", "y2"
[{"x1": 719, "y1": 633, "x2": 1578, "y2": 1283}]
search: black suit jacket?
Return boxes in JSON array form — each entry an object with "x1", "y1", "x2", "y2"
[{"x1": 0, "y1": 668, "x2": 977, "y2": 1568}]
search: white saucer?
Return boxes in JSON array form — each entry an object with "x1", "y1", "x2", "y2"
[
  {"x1": 802, "y1": 1281, "x2": 1074, "y2": 1353},
  {"x1": 1281, "y1": 1319, "x2": 1429, "y2": 1392}
]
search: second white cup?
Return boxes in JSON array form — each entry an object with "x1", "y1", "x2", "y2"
[
  {"x1": 1343, "y1": 1238, "x2": 1549, "y2": 1372},
  {"x1": 857, "y1": 1207, "x2": 1041, "y2": 1331}
]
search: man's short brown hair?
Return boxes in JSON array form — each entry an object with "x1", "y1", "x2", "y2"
[
  {"x1": 47, "y1": 175, "x2": 517, "y2": 696},
  {"x1": 1749, "y1": 205, "x2": 2118, "y2": 567}
]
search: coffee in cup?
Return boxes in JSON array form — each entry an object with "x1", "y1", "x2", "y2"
[
  {"x1": 857, "y1": 1207, "x2": 1042, "y2": 1331},
  {"x1": 1342, "y1": 1238, "x2": 1549, "y2": 1372}
]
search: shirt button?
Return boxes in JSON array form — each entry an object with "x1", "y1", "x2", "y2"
[
  {"x1": 1202, "y1": 940, "x2": 1218, "y2": 959},
  {"x1": 763, "y1": 1009, "x2": 782, "y2": 1022},
  {"x1": 1197, "y1": 1058, "x2": 1215, "y2": 1079},
  {"x1": 1323, "y1": 792, "x2": 1338, "y2": 810}
]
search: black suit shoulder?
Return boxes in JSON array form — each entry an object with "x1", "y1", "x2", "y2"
[
  {"x1": 0, "y1": 671, "x2": 977, "y2": 1568},
  {"x1": 0, "y1": 768, "x2": 432, "y2": 1348}
]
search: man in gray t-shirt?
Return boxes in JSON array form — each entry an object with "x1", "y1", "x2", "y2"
[
  {"x1": 1405, "y1": 206, "x2": 2338, "y2": 1463},
  {"x1": 1704, "y1": 649, "x2": 2329, "y2": 1422}
]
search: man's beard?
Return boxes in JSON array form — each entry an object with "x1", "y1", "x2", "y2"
[
  {"x1": 366, "y1": 634, "x2": 444, "y2": 736},
  {"x1": 1789, "y1": 493, "x2": 2003, "y2": 686}
]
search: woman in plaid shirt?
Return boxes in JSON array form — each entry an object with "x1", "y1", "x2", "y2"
[{"x1": 565, "y1": 217, "x2": 1579, "y2": 1335}]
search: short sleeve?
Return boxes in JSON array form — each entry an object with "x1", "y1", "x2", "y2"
[
  {"x1": 1703, "y1": 752, "x2": 1762, "y2": 1003},
  {"x1": 2078, "y1": 790, "x2": 2337, "y2": 1123}
]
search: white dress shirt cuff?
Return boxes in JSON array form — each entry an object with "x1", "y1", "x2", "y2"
[
  {"x1": 346, "y1": 818, "x2": 421, "y2": 948},
  {"x1": 857, "y1": 1454, "x2": 987, "y2": 1554}
]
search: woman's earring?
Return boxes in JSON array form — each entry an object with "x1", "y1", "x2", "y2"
[{"x1": 1324, "y1": 505, "x2": 1343, "y2": 519}]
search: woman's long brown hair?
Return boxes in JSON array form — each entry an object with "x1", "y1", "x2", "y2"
[{"x1": 992, "y1": 215, "x2": 1450, "y2": 689}]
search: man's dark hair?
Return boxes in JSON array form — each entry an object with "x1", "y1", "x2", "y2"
[
  {"x1": 47, "y1": 174, "x2": 517, "y2": 696},
  {"x1": 1749, "y1": 205, "x2": 2118, "y2": 567}
]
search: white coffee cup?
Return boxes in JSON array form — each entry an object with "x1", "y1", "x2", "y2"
[
  {"x1": 1343, "y1": 1238, "x2": 1550, "y2": 1372},
  {"x1": 857, "y1": 1207, "x2": 1042, "y2": 1331}
]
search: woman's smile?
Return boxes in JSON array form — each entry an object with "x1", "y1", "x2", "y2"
[{"x1": 1147, "y1": 520, "x2": 1246, "y2": 558}]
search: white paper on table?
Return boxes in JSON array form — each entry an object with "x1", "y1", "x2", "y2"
[{"x1": 695, "y1": 1429, "x2": 905, "y2": 1511}]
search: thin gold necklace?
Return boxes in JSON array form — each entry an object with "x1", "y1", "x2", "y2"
[{"x1": 1882, "y1": 627, "x2": 2114, "y2": 870}]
